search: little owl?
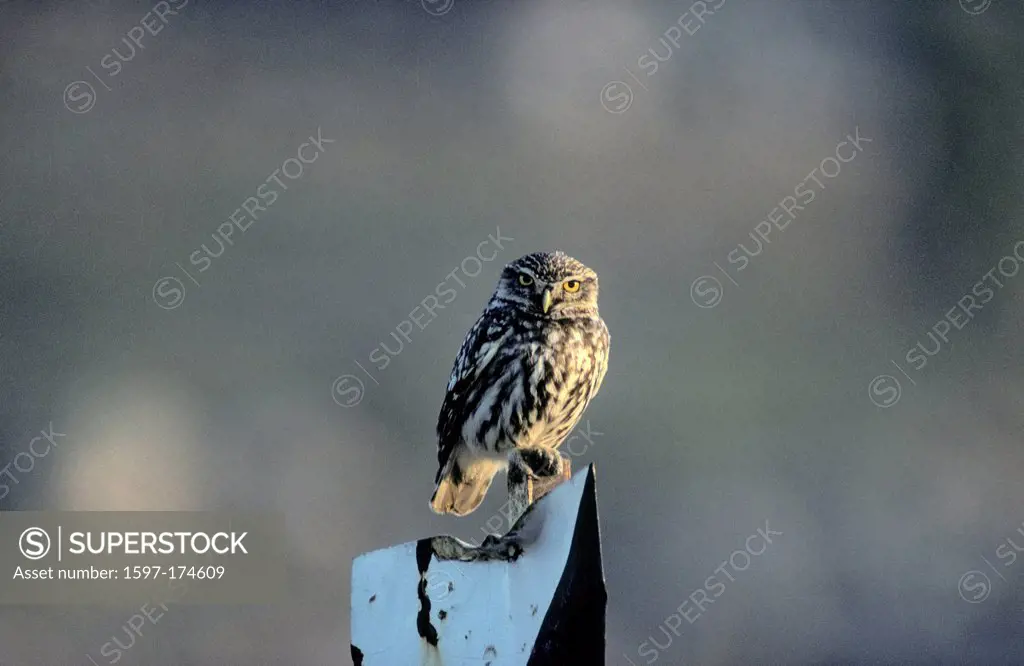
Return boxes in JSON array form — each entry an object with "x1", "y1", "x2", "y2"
[{"x1": 430, "y1": 251, "x2": 609, "y2": 516}]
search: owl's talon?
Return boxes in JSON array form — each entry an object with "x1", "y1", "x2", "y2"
[{"x1": 518, "y1": 447, "x2": 565, "y2": 479}]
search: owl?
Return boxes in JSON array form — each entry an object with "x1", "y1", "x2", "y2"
[{"x1": 430, "y1": 251, "x2": 610, "y2": 516}]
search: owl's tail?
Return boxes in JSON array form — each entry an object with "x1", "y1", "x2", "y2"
[{"x1": 430, "y1": 458, "x2": 500, "y2": 516}]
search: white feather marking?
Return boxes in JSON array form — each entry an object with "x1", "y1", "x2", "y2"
[{"x1": 474, "y1": 331, "x2": 510, "y2": 381}]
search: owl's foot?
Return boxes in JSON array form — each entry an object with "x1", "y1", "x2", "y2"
[
  {"x1": 517, "y1": 447, "x2": 566, "y2": 479},
  {"x1": 513, "y1": 447, "x2": 570, "y2": 504},
  {"x1": 507, "y1": 454, "x2": 534, "y2": 525}
]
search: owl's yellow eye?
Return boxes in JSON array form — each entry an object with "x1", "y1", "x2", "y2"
[
  {"x1": 563, "y1": 280, "x2": 581, "y2": 293},
  {"x1": 518, "y1": 274, "x2": 534, "y2": 286}
]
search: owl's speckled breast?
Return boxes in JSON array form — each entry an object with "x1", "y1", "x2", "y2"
[{"x1": 519, "y1": 315, "x2": 609, "y2": 450}]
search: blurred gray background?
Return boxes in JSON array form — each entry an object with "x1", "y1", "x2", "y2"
[{"x1": 1, "y1": 0, "x2": 1023, "y2": 663}]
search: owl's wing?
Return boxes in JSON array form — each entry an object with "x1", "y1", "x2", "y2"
[{"x1": 435, "y1": 312, "x2": 511, "y2": 483}]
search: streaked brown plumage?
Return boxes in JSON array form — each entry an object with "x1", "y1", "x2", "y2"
[{"x1": 430, "y1": 251, "x2": 609, "y2": 516}]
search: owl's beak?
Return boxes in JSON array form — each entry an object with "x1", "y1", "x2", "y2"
[{"x1": 541, "y1": 288, "x2": 554, "y2": 314}]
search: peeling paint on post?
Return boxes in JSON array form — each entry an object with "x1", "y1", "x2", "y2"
[{"x1": 351, "y1": 465, "x2": 606, "y2": 665}]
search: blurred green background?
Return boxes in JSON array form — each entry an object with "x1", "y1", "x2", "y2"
[{"x1": 1, "y1": 0, "x2": 1023, "y2": 663}]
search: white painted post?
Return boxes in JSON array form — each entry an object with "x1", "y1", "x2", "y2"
[{"x1": 351, "y1": 464, "x2": 606, "y2": 665}]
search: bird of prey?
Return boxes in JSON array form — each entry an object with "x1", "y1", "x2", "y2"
[{"x1": 430, "y1": 251, "x2": 610, "y2": 516}]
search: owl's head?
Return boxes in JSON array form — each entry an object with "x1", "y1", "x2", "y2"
[{"x1": 494, "y1": 251, "x2": 600, "y2": 318}]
